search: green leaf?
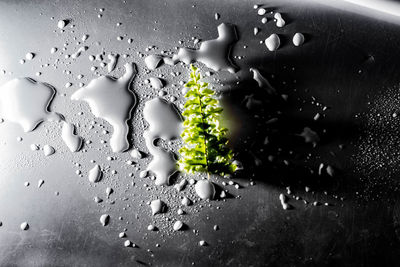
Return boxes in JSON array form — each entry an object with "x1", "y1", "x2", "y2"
[{"x1": 178, "y1": 65, "x2": 236, "y2": 177}]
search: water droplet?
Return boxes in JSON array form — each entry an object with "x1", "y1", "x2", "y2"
[
  {"x1": 257, "y1": 8, "x2": 266, "y2": 15},
  {"x1": 194, "y1": 179, "x2": 215, "y2": 200},
  {"x1": 198, "y1": 240, "x2": 207, "y2": 246},
  {"x1": 88, "y1": 165, "x2": 102, "y2": 183},
  {"x1": 100, "y1": 214, "x2": 110, "y2": 226},
  {"x1": 139, "y1": 170, "x2": 148, "y2": 178},
  {"x1": 71, "y1": 63, "x2": 137, "y2": 152},
  {"x1": 147, "y1": 224, "x2": 156, "y2": 231},
  {"x1": 82, "y1": 34, "x2": 89, "y2": 42},
  {"x1": 71, "y1": 46, "x2": 88, "y2": 59},
  {"x1": 181, "y1": 196, "x2": 191, "y2": 206},
  {"x1": 150, "y1": 199, "x2": 164, "y2": 215},
  {"x1": 149, "y1": 77, "x2": 163, "y2": 89},
  {"x1": 130, "y1": 148, "x2": 143, "y2": 159},
  {"x1": 274, "y1": 13, "x2": 285, "y2": 27},
  {"x1": 107, "y1": 54, "x2": 119, "y2": 72},
  {"x1": 173, "y1": 220, "x2": 184, "y2": 231},
  {"x1": 326, "y1": 165, "x2": 335, "y2": 177},
  {"x1": 106, "y1": 187, "x2": 113, "y2": 198},
  {"x1": 20, "y1": 222, "x2": 29, "y2": 230},
  {"x1": 61, "y1": 122, "x2": 83, "y2": 152},
  {"x1": 144, "y1": 55, "x2": 163, "y2": 70},
  {"x1": 174, "y1": 179, "x2": 187, "y2": 192},
  {"x1": 43, "y1": 144, "x2": 55, "y2": 156},
  {"x1": 124, "y1": 240, "x2": 132, "y2": 247},
  {"x1": 298, "y1": 127, "x2": 319, "y2": 147},
  {"x1": 249, "y1": 68, "x2": 276, "y2": 95},
  {"x1": 30, "y1": 144, "x2": 39, "y2": 151},
  {"x1": 253, "y1": 27, "x2": 259, "y2": 36},
  {"x1": 293, "y1": 33, "x2": 305, "y2": 47},
  {"x1": 279, "y1": 193, "x2": 292, "y2": 210},
  {"x1": 25, "y1": 53, "x2": 35, "y2": 60},
  {"x1": 57, "y1": 19, "x2": 67, "y2": 29},
  {"x1": 265, "y1": 34, "x2": 280, "y2": 51}
]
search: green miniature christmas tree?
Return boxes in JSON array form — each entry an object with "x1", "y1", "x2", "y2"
[{"x1": 178, "y1": 65, "x2": 237, "y2": 177}]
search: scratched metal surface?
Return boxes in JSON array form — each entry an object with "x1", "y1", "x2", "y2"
[{"x1": 0, "y1": 0, "x2": 400, "y2": 266}]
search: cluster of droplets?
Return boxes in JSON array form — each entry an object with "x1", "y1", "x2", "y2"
[
  {"x1": 353, "y1": 86, "x2": 400, "y2": 200},
  {"x1": 0, "y1": 3, "x2": 348, "y2": 263},
  {"x1": 252, "y1": 4, "x2": 305, "y2": 51}
]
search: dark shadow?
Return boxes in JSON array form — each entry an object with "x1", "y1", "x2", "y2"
[{"x1": 220, "y1": 34, "x2": 400, "y2": 202}]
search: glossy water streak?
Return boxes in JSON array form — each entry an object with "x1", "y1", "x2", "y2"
[
  {"x1": 143, "y1": 98, "x2": 182, "y2": 185},
  {"x1": 166, "y1": 23, "x2": 238, "y2": 73},
  {"x1": 0, "y1": 78, "x2": 61, "y2": 132},
  {"x1": 71, "y1": 63, "x2": 137, "y2": 152}
]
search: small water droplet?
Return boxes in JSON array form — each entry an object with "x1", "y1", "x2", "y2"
[
  {"x1": 38, "y1": 179, "x2": 44, "y2": 188},
  {"x1": 43, "y1": 144, "x2": 55, "y2": 156},
  {"x1": 150, "y1": 199, "x2": 164, "y2": 215},
  {"x1": 20, "y1": 222, "x2": 29, "y2": 230},
  {"x1": 100, "y1": 214, "x2": 110, "y2": 226},
  {"x1": 173, "y1": 220, "x2": 184, "y2": 231},
  {"x1": 88, "y1": 165, "x2": 102, "y2": 183},
  {"x1": 61, "y1": 122, "x2": 83, "y2": 152},
  {"x1": 195, "y1": 180, "x2": 215, "y2": 200}
]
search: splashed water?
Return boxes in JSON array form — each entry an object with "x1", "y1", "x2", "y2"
[
  {"x1": 61, "y1": 122, "x2": 83, "y2": 152},
  {"x1": 165, "y1": 23, "x2": 238, "y2": 73},
  {"x1": 143, "y1": 98, "x2": 182, "y2": 185},
  {"x1": 0, "y1": 78, "x2": 61, "y2": 132},
  {"x1": 71, "y1": 63, "x2": 137, "y2": 152}
]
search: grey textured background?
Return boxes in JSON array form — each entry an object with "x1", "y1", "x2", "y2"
[{"x1": 0, "y1": 0, "x2": 400, "y2": 266}]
